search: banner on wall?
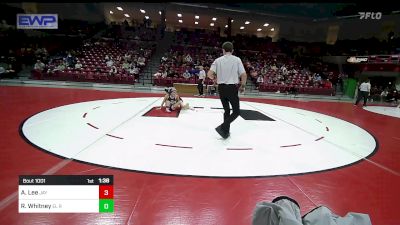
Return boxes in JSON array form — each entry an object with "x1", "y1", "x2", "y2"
[{"x1": 347, "y1": 56, "x2": 368, "y2": 63}]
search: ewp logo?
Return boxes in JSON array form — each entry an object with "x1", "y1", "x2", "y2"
[{"x1": 17, "y1": 14, "x2": 58, "y2": 29}]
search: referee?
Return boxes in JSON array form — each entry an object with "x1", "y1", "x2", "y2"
[
  {"x1": 354, "y1": 79, "x2": 371, "y2": 107},
  {"x1": 207, "y1": 42, "x2": 247, "y2": 139}
]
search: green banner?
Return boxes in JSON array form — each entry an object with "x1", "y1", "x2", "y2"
[{"x1": 344, "y1": 78, "x2": 357, "y2": 98}]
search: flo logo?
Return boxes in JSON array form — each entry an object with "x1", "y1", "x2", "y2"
[{"x1": 358, "y1": 12, "x2": 382, "y2": 20}]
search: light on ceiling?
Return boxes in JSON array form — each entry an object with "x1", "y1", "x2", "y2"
[
  {"x1": 240, "y1": 26, "x2": 244, "y2": 30},
  {"x1": 225, "y1": 25, "x2": 228, "y2": 28},
  {"x1": 159, "y1": 11, "x2": 162, "y2": 15},
  {"x1": 212, "y1": 17, "x2": 217, "y2": 21},
  {"x1": 109, "y1": 11, "x2": 113, "y2": 14},
  {"x1": 177, "y1": 13, "x2": 182, "y2": 17},
  {"x1": 116, "y1": 7, "x2": 123, "y2": 11},
  {"x1": 210, "y1": 23, "x2": 214, "y2": 26},
  {"x1": 178, "y1": 19, "x2": 183, "y2": 23},
  {"x1": 195, "y1": 21, "x2": 199, "y2": 24},
  {"x1": 264, "y1": 23, "x2": 269, "y2": 27},
  {"x1": 145, "y1": 16, "x2": 149, "y2": 19},
  {"x1": 245, "y1": 21, "x2": 250, "y2": 24},
  {"x1": 140, "y1": 9, "x2": 145, "y2": 14},
  {"x1": 195, "y1": 15, "x2": 199, "y2": 19},
  {"x1": 271, "y1": 28, "x2": 275, "y2": 31},
  {"x1": 257, "y1": 28, "x2": 262, "y2": 31},
  {"x1": 124, "y1": 14, "x2": 130, "y2": 17}
]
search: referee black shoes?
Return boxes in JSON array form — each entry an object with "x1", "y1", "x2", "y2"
[{"x1": 215, "y1": 125, "x2": 230, "y2": 139}]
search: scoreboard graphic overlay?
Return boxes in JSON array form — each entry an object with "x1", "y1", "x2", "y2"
[{"x1": 19, "y1": 175, "x2": 114, "y2": 213}]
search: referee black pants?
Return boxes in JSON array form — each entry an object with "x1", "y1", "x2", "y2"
[
  {"x1": 197, "y1": 79, "x2": 204, "y2": 95},
  {"x1": 355, "y1": 90, "x2": 369, "y2": 106},
  {"x1": 218, "y1": 84, "x2": 240, "y2": 134}
]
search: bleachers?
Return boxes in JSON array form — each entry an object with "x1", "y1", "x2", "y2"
[
  {"x1": 153, "y1": 41, "x2": 221, "y2": 87},
  {"x1": 151, "y1": 29, "x2": 334, "y2": 95},
  {"x1": 29, "y1": 27, "x2": 339, "y2": 95},
  {"x1": 31, "y1": 39, "x2": 155, "y2": 85},
  {"x1": 239, "y1": 50, "x2": 334, "y2": 95}
]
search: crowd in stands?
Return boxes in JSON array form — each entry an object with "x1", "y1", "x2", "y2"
[
  {"x1": 368, "y1": 84, "x2": 399, "y2": 104},
  {"x1": 29, "y1": 19, "x2": 159, "y2": 84},
  {"x1": 153, "y1": 30, "x2": 223, "y2": 86},
  {"x1": 153, "y1": 43, "x2": 221, "y2": 86},
  {"x1": 239, "y1": 50, "x2": 337, "y2": 95},
  {"x1": 0, "y1": 9, "x2": 394, "y2": 97},
  {"x1": 0, "y1": 55, "x2": 16, "y2": 78},
  {"x1": 32, "y1": 39, "x2": 155, "y2": 84},
  {"x1": 0, "y1": 16, "x2": 103, "y2": 79},
  {"x1": 153, "y1": 29, "x2": 338, "y2": 95},
  {"x1": 0, "y1": 27, "x2": 35, "y2": 76}
]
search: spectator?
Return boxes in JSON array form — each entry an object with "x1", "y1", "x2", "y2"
[
  {"x1": 109, "y1": 65, "x2": 117, "y2": 76},
  {"x1": 323, "y1": 79, "x2": 333, "y2": 89},
  {"x1": 256, "y1": 75, "x2": 264, "y2": 90},
  {"x1": 184, "y1": 53, "x2": 193, "y2": 64},
  {"x1": 386, "y1": 89, "x2": 399, "y2": 103},
  {"x1": 161, "y1": 70, "x2": 168, "y2": 78},
  {"x1": 314, "y1": 74, "x2": 322, "y2": 82},
  {"x1": 124, "y1": 52, "x2": 131, "y2": 61},
  {"x1": 161, "y1": 55, "x2": 168, "y2": 63},
  {"x1": 75, "y1": 61, "x2": 83, "y2": 70},
  {"x1": 53, "y1": 62, "x2": 66, "y2": 72},
  {"x1": 261, "y1": 66, "x2": 268, "y2": 75},
  {"x1": 106, "y1": 59, "x2": 114, "y2": 67},
  {"x1": 281, "y1": 65, "x2": 288, "y2": 75},
  {"x1": 182, "y1": 69, "x2": 191, "y2": 79},
  {"x1": 65, "y1": 53, "x2": 75, "y2": 68},
  {"x1": 0, "y1": 66, "x2": 6, "y2": 78},
  {"x1": 250, "y1": 68, "x2": 258, "y2": 79},
  {"x1": 129, "y1": 65, "x2": 139, "y2": 81},
  {"x1": 208, "y1": 80, "x2": 217, "y2": 96},
  {"x1": 381, "y1": 89, "x2": 389, "y2": 102},
  {"x1": 0, "y1": 65, "x2": 13, "y2": 79},
  {"x1": 153, "y1": 71, "x2": 162, "y2": 77},
  {"x1": 189, "y1": 66, "x2": 199, "y2": 76},
  {"x1": 122, "y1": 61, "x2": 130, "y2": 70},
  {"x1": 137, "y1": 56, "x2": 146, "y2": 67},
  {"x1": 196, "y1": 66, "x2": 206, "y2": 97},
  {"x1": 34, "y1": 60, "x2": 45, "y2": 72}
]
